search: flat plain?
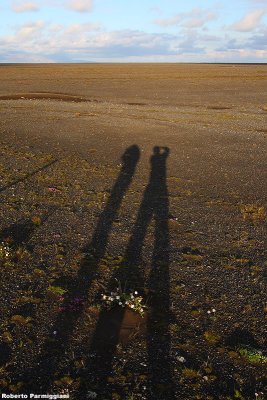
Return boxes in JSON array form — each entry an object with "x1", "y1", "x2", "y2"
[{"x1": 0, "y1": 64, "x2": 267, "y2": 399}]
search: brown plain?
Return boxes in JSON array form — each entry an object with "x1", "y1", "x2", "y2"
[{"x1": 0, "y1": 64, "x2": 266, "y2": 399}]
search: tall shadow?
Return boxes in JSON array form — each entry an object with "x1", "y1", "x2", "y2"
[
  {"x1": 0, "y1": 159, "x2": 58, "y2": 193},
  {"x1": 20, "y1": 145, "x2": 140, "y2": 392},
  {"x1": 125, "y1": 146, "x2": 174, "y2": 399},
  {"x1": 79, "y1": 147, "x2": 174, "y2": 399},
  {"x1": 146, "y1": 147, "x2": 174, "y2": 399}
]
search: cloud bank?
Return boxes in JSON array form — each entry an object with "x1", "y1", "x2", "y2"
[{"x1": 1, "y1": 1, "x2": 267, "y2": 62}]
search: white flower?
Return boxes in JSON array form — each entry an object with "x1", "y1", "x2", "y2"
[
  {"x1": 116, "y1": 296, "x2": 120, "y2": 300},
  {"x1": 208, "y1": 308, "x2": 216, "y2": 314},
  {"x1": 102, "y1": 295, "x2": 107, "y2": 300},
  {"x1": 130, "y1": 304, "x2": 134, "y2": 308},
  {"x1": 134, "y1": 291, "x2": 138, "y2": 295},
  {"x1": 177, "y1": 356, "x2": 186, "y2": 363},
  {"x1": 119, "y1": 302, "x2": 122, "y2": 305}
]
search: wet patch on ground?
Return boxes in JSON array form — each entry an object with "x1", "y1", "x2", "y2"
[{"x1": 0, "y1": 93, "x2": 99, "y2": 103}]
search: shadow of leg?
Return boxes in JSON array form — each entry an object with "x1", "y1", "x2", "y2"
[
  {"x1": 147, "y1": 207, "x2": 175, "y2": 399},
  {"x1": 79, "y1": 146, "x2": 174, "y2": 399},
  {"x1": 78, "y1": 178, "x2": 153, "y2": 397},
  {"x1": 146, "y1": 146, "x2": 175, "y2": 399}
]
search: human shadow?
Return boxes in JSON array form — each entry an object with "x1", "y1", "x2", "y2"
[
  {"x1": 0, "y1": 159, "x2": 58, "y2": 193},
  {"x1": 145, "y1": 147, "x2": 174, "y2": 399},
  {"x1": 126, "y1": 146, "x2": 174, "y2": 398},
  {"x1": 20, "y1": 145, "x2": 140, "y2": 392},
  {"x1": 79, "y1": 147, "x2": 174, "y2": 399}
]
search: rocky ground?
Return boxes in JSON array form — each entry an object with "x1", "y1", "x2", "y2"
[{"x1": 0, "y1": 64, "x2": 266, "y2": 399}]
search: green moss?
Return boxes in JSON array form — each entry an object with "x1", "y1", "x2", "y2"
[{"x1": 238, "y1": 347, "x2": 267, "y2": 365}]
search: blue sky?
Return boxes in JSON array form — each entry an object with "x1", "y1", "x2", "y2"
[{"x1": 0, "y1": 0, "x2": 267, "y2": 62}]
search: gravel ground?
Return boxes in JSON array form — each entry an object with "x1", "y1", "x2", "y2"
[{"x1": 0, "y1": 64, "x2": 266, "y2": 400}]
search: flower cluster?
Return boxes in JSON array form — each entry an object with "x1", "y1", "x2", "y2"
[
  {"x1": 255, "y1": 393, "x2": 264, "y2": 399},
  {"x1": 101, "y1": 288, "x2": 146, "y2": 317},
  {"x1": 0, "y1": 242, "x2": 11, "y2": 260},
  {"x1": 207, "y1": 308, "x2": 216, "y2": 314}
]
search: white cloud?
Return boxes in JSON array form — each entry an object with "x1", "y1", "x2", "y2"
[
  {"x1": 67, "y1": 0, "x2": 93, "y2": 12},
  {"x1": 154, "y1": 8, "x2": 217, "y2": 28},
  {"x1": 12, "y1": 2, "x2": 40, "y2": 13},
  {"x1": 15, "y1": 20, "x2": 45, "y2": 39},
  {"x1": 65, "y1": 22, "x2": 101, "y2": 34},
  {"x1": 0, "y1": 24, "x2": 181, "y2": 61},
  {"x1": 1, "y1": 18, "x2": 267, "y2": 63},
  {"x1": 184, "y1": 11, "x2": 216, "y2": 28},
  {"x1": 231, "y1": 9, "x2": 266, "y2": 32},
  {"x1": 244, "y1": 27, "x2": 267, "y2": 49},
  {"x1": 154, "y1": 15, "x2": 182, "y2": 27}
]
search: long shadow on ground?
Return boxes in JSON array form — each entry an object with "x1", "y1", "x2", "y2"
[
  {"x1": 19, "y1": 145, "x2": 140, "y2": 392},
  {"x1": 78, "y1": 146, "x2": 175, "y2": 399}
]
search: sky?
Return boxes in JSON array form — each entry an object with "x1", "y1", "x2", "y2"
[{"x1": 0, "y1": 0, "x2": 267, "y2": 62}]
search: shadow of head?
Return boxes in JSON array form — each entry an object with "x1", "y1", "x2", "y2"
[
  {"x1": 121, "y1": 145, "x2": 140, "y2": 171},
  {"x1": 153, "y1": 146, "x2": 170, "y2": 157},
  {"x1": 149, "y1": 146, "x2": 170, "y2": 184}
]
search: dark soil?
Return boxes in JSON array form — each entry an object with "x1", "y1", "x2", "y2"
[{"x1": 0, "y1": 64, "x2": 266, "y2": 400}]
